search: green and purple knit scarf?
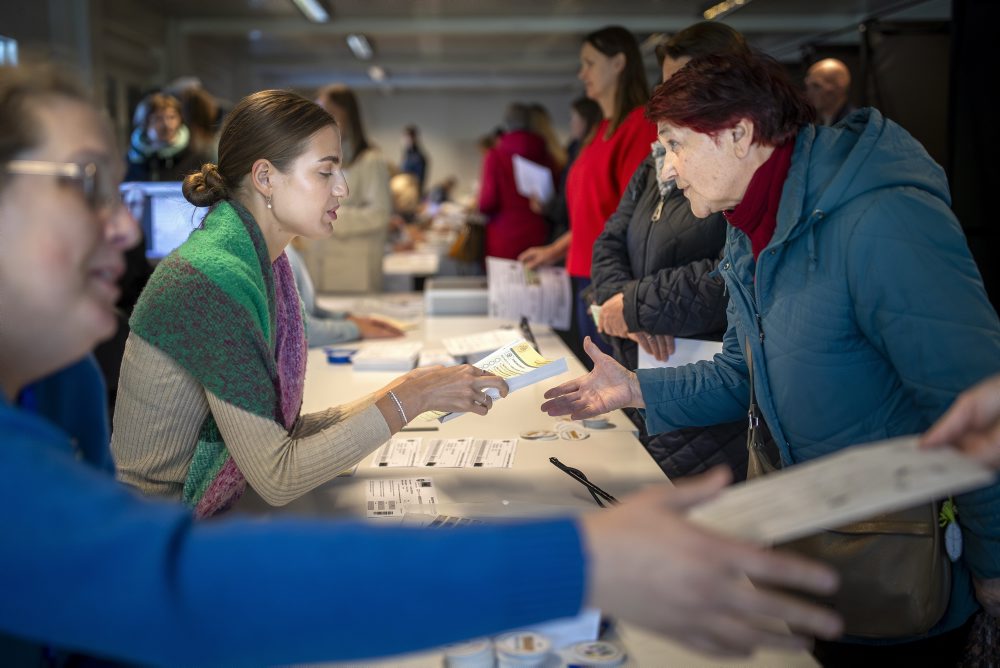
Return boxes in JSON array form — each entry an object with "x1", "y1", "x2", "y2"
[{"x1": 130, "y1": 200, "x2": 306, "y2": 518}]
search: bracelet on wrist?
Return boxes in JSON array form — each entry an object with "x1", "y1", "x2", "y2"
[{"x1": 387, "y1": 390, "x2": 408, "y2": 425}]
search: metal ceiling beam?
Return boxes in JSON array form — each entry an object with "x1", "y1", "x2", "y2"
[{"x1": 176, "y1": 14, "x2": 865, "y2": 37}]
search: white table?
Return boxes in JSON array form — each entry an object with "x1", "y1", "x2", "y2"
[{"x1": 238, "y1": 306, "x2": 817, "y2": 667}]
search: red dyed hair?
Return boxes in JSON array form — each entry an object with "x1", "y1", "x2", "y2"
[{"x1": 646, "y1": 50, "x2": 815, "y2": 147}]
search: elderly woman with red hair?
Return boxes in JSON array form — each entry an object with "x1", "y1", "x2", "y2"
[{"x1": 542, "y1": 49, "x2": 1000, "y2": 663}]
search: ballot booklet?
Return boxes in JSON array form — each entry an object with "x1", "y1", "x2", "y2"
[
  {"x1": 426, "y1": 338, "x2": 567, "y2": 423},
  {"x1": 687, "y1": 435, "x2": 995, "y2": 545}
]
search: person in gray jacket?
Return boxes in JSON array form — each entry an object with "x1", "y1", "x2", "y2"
[{"x1": 590, "y1": 22, "x2": 750, "y2": 480}]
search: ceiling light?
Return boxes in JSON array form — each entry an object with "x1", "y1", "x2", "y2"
[
  {"x1": 367, "y1": 65, "x2": 387, "y2": 82},
  {"x1": 702, "y1": 0, "x2": 753, "y2": 21},
  {"x1": 290, "y1": 0, "x2": 329, "y2": 23},
  {"x1": 346, "y1": 34, "x2": 374, "y2": 60}
]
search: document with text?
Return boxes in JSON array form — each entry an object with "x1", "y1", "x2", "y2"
[
  {"x1": 487, "y1": 257, "x2": 572, "y2": 331},
  {"x1": 687, "y1": 436, "x2": 995, "y2": 544}
]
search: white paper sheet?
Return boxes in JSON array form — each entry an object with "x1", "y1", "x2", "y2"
[
  {"x1": 371, "y1": 437, "x2": 424, "y2": 468},
  {"x1": 687, "y1": 436, "x2": 995, "y2": 544},
  {"x1": 441, "y1": 328, "x2": 522, "y2": 357},
  {"x1": 636, "y1": 337, "x2": 723, "y2": 369},
  {"x1": 486, "y1": 257, "x2": 572, "y2": 331},
  {"x1": 372, "y1": 437, "x2": 518, "y2": 469},
  {"x1": 512, "y1": 154, "x2": 554, "y2": 203},
  {"x1": 366, "y1": 477, "x2": 437, "y2": 518}
]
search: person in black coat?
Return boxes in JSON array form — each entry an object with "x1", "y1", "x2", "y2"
[{"x1": 589, "y1": 22, "x2": 753, "y2": 480}]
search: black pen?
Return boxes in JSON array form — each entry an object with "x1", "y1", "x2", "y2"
[
  {"x1": 519, "y1": 316, "x2": 540, "y2": 353},
  {"x1": 549, "y1": 457, "x2": 619, "y2": 506}
]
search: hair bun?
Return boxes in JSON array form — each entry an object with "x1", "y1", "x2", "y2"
[{"x1": 182, "y1": 163, "x2": 227, "y2": 207}]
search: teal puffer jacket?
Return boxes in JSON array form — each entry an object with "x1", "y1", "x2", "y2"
[{"x1": 637, "y1": 108, "x2": 1000, "y2": 640}]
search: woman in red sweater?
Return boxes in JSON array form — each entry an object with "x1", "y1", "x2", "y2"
[{"x1": 519, "y1": 26, "x2": 656, "y2": 354}]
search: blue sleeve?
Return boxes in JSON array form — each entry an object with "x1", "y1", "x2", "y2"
[
  {"x1": 846, "y1": 189, "x2": 1000, "y2": 578},
  {"x1": 304, "y1": 311, "x2": 361, "y2": 347},
  {"x1": 0, "y1": 421, "x2": 585, "y2": 666},
  {"x1": 637, "y1": 308, "x2": 750, "y2": 435},
  {"x1": 27, "y1": 356, "x2": 113, "y2": 474}
]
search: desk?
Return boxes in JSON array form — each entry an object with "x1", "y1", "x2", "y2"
[{"x1": 238, "y1": 308, "x2": 817, "y2": 667}]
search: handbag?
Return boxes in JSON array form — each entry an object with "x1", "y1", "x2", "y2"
[
  {"x1": 448, "y1": 220, "x2": 485, "y2": 263},
  {"x1": 743, "y1": 338, "x2": 951, "y2": 638}
]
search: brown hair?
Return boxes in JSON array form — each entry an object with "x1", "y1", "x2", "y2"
[
  {"x1": 583, "y1": 26, "x2": 649, "y2": 139},
  {"x1": 142, "y1": 92, "x2": 183, "y2": 129},
  {"x1": 177, "y1": 87, "x2": 218, "y2": 136},
  {"x1": 316, "y1": 84, "x2": 371, "y2": 166},
  {"x1": 0, "y1": 64, "x2": 90, "y2": 186},
  {"x1": 183, "y1": 89, "x2": 335, "y2": 208},
  {"x1": 655, "y1": 21, "x2": 750, "y2": 67}
]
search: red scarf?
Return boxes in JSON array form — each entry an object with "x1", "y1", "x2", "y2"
[{"x1": 723, "y1": 139, "x2": 795, "y2": 260}]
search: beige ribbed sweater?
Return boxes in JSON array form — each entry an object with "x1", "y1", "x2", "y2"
[{"x1": 111, "y1": 334, "x2": 391, "y2": 506}]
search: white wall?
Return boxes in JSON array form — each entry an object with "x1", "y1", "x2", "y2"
[{"x1": 356, "y1": 88, "x2": 578, "y2": 201}]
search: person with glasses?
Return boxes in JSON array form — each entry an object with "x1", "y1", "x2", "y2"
[{"x1": 0, "y1": 63, "x2": 846, "y2": 665}]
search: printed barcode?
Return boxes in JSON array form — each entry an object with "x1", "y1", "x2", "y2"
[
  {"x1": 472, "y1": 439, "x2": 487, "y2": 466},
  {"x1": 425, "y1": 439, "x2": 443, "y2": 465},
  {"x1": 367, "y1": 500, "x2": 396, "y2": 510}
]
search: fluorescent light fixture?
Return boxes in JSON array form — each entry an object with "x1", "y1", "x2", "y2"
[
  {"x1": 367, "y1": 65, "x2": 387, "y2": 82},
  {"x1": 702, "y1": 0, "x2": 753, "y2": 21},
  {"x1": 346, "y1": 33, "x2": 374, "y2": 60},
  {"x1": 291, "y1": 0, "x2": 329, "y2": 23}
]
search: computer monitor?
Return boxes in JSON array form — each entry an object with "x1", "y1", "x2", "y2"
[{"x1": 122, "y1": 182, "x2": 208, "y2": 261}]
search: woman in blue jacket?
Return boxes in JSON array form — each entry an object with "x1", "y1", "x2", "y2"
[
  {"x1": 542, "y1": 49, "x2": 1000, "y2": 664},
  {"x1": 0, "y1": 63, "x2": 843, "y2": 665}
]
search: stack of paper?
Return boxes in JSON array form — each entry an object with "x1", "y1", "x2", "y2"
[{"x1": 351, "y1": 341, "x2": 423, "y2": 372}]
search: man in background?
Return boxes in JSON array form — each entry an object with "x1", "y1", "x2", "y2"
[{"x1": 805, "y1": 58, "x2": 854, "y2": 126}]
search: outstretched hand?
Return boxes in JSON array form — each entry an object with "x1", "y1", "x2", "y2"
[
  {"x1": 349, "y1": 315, "x2": 405, "y2": 339},
  {"x1": 921, "y1": 373, "x2": 1000, "y2": 469},
  {"x1": 580, "y1": 467, "x2": 843, "y2": 657},
  {"x1": 540, "y1": 337, "x2": 643, "y2": 418}
]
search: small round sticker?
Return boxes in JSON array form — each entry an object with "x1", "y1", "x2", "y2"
[{"x1": 520, "y1": 429, "x2": 558, "y2": 440}]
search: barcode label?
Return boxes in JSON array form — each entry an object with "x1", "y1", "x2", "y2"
[{"x1": 471, "y1": 439, "x2": 487, "y2": 467}]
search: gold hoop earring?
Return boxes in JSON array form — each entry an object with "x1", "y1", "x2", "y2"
[{"x1": 266, "y1": 194, "x2": 273, "y2": 210}]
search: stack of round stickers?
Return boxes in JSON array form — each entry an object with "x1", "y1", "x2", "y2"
[
  {"x1": 562, "y1": 640, "x2": 626, "y2": 667},
  {"x1": 494, "y1": 632, "x2": 555, "y2": 667},
  {"x1": 443, "y1": 638, "x2": 494, "y2": 668},
  {"x1": 519, "y1": 429, "x2": 558, "y2": 441},
  {"x1": 555, "y1": 422, "x2": 589, "y2": 440}
]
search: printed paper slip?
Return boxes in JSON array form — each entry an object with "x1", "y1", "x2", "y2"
[
  {"x1": 366, "y1": 477, "x2": 437, "y2": 518},
  {"x1": 371, "y1": 437, "x2": 423, "y2": 467},
  {"x1": 687, "y1": 436, "x2": 995, "y2": 545},
  {"x1": 371, "y1": 437, "x2": 518, "y2": 468},
  {"x1": 487, "y1": 257, "x2": 571, "y2": 331}
]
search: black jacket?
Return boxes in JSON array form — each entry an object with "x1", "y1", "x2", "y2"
[{"x1": 590, "y1": 156, "x2": 746, "y2": 480}]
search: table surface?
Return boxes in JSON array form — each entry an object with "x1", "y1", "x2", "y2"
[{"x1": 237, "y1": 301, "x2": 817, "y2": 667}]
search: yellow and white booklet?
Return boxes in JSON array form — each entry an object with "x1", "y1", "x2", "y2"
[{"x1": 424, "y1": 338, "x2": 567, "y2": 423}]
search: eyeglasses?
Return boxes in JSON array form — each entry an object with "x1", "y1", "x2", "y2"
[
  {"x1": 550, "y1": 456, "x2": 619, "y2": 508},
  {"x1": 4, "y1": 159, "x2": 127, "y2": 214}
]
